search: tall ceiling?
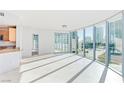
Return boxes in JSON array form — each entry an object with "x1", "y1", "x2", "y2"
[{"x1": 8, "y1": 10, "x2": 120, "y2": 31}]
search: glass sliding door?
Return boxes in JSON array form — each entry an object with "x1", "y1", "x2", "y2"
[
  {"x1": 85, "y1": 26, "x2": 94, "y2": 59},
  {"x1": 95, "y1": 22, "x2": 106, "y2": 63},
  {"x1": 77, "y1": 29, "x2": 83, "y2": 56},
  {"x1": 108, "y1": 13, "x2": 123, "y2": 72}
]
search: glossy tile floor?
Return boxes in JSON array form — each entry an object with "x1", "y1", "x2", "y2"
[{"x1": 0, "y1": 53, "x2": 123, "y2": 83}]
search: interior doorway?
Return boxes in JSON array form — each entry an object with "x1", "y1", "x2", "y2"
[{"x1": 32, "y1": 34, "x2": 39, "y2": 56}]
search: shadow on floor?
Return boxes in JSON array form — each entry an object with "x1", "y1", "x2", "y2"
[{"x1": 99, "y1": 67, "x2": 108, "y2": 83}]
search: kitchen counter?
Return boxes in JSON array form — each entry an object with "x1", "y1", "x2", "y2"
[
  {"x1": 0, "y1": 41, "x2": 16, "y2": 47},
  {"x1": 0, "y1": 48, "x2": 21, "y2": 74},
  {"x1": 0, "y1": 48, "x2": 20, "y2": 54}
]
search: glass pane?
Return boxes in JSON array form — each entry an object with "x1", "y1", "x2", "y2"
[
  {"x1": 61, "y1": 33, "x2": 63, "y2": 52},
  {"x1": 70, "y1": 31, "x2": 77, "y2": 53},
  {"x1": 85, "y1": 26, "x2": 93, "y2": 59},
  {"x1": 77, "y1": 29, "x2": 83, "y2": 56},
  {"x1": 33, "y1": 34, "x2": 39, "y2": 50},
  {"x1": 108, "y1": 13, "x2": 122, "y2": 72},
  {"x1": 54, "y1": 32, "x2": 70, "y2": 52},
  {"x1": 95, "y1": 22, "x2": 106, "y2": 63},
  {"x1": 32, "y1": 34, "x2": 39, "y2": 55}
]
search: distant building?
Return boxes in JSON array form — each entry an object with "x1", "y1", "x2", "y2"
[
  {"x1": 96, "y1": 27, "x2": 104, "y2": 43},
  {"x1": 109, "y1": 20, "x2": 122, "y2": 52},
  {"x1": 85, "y1": 37, "x2": 92, "y2": 43}
]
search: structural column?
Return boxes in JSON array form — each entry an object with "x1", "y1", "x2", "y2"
[
  {"x1": 93, "y1": 26, "x2": 96, "y2": 61},
  {"x1": 105, "y1": 21, "x2": 110, "y2": 67},
  {"x1": 122, "y1": 11, "x2": 124, "y2": 78},
  {"x1": 83, "y1": 28, "x2": 85, "y2": 57},
  {"x1": 69, "y1": 32, "x2": 72, "y2": 53},
  {"x1": 75, "y1": 31, "x2": 78, "y2": 54}
]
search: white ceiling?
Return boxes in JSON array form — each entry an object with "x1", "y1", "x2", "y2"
[{"x1": 9, "y1": 10, "x2": 120, "y2": 31}]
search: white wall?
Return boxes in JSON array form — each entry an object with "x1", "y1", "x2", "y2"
[
  {"x1": 21, "y1": 26, "x2": 55, "y2": 58},
  {"x1": 39, "y1": 29, "x2": 54, "y2": 54}
]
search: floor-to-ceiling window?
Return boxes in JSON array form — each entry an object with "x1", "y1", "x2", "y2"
[
  {"x1": 55, "y1": 12, "x2": 124, "y2": 74},
  {"x1": 77, "y1": 29, "x2": 83, "y2": 56},
  {"x1": 108, "y1": 13, "x2": 122, "y2": 72},
  {"x1": 85, "y1": 26, "x2": 94, "y2": 59},
  {"x1": 65, "y1": 33, "x2": 69, "y2": 52},
  {"x1": 54, "y1": 32, "x2": 70, "y2": 52},
  {"x1": 62, "y1": 33, "x2": 69, "y2": 52},
  {"x1": 60, "y1": 33, "x2": 63, "y2": 52},
  {"x1": 95, "y1": 22, "x2": 106, "y2": 63},
  {"x1": 70, "y1": 31, "x2": 77, "y2": 53}
]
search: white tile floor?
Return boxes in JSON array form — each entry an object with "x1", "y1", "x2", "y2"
[
  {"x1": 105, "y1": 69, "x2": 123, "y2": 83},
  {"x1": 20, "y1": 54, "x2": 74, "y2": 72},
  {"x1": 0, "y1": 68, "x2": 20, "y2": 83},
  {"x1": 21, "y1": 53, "x2": 62, "y2": 64},
  {"x1": 72, "y1": 62, "x2": 105, "y2": 83},
  {"x1": 34, "y1": 58, "x2": 91, "y2": 83},
  {"x1": 20, "y1": 55, "x2": 81, "y2": 83},
  {"x1": 0, "y1": 53, "x2": 123, "y2": 83}
]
